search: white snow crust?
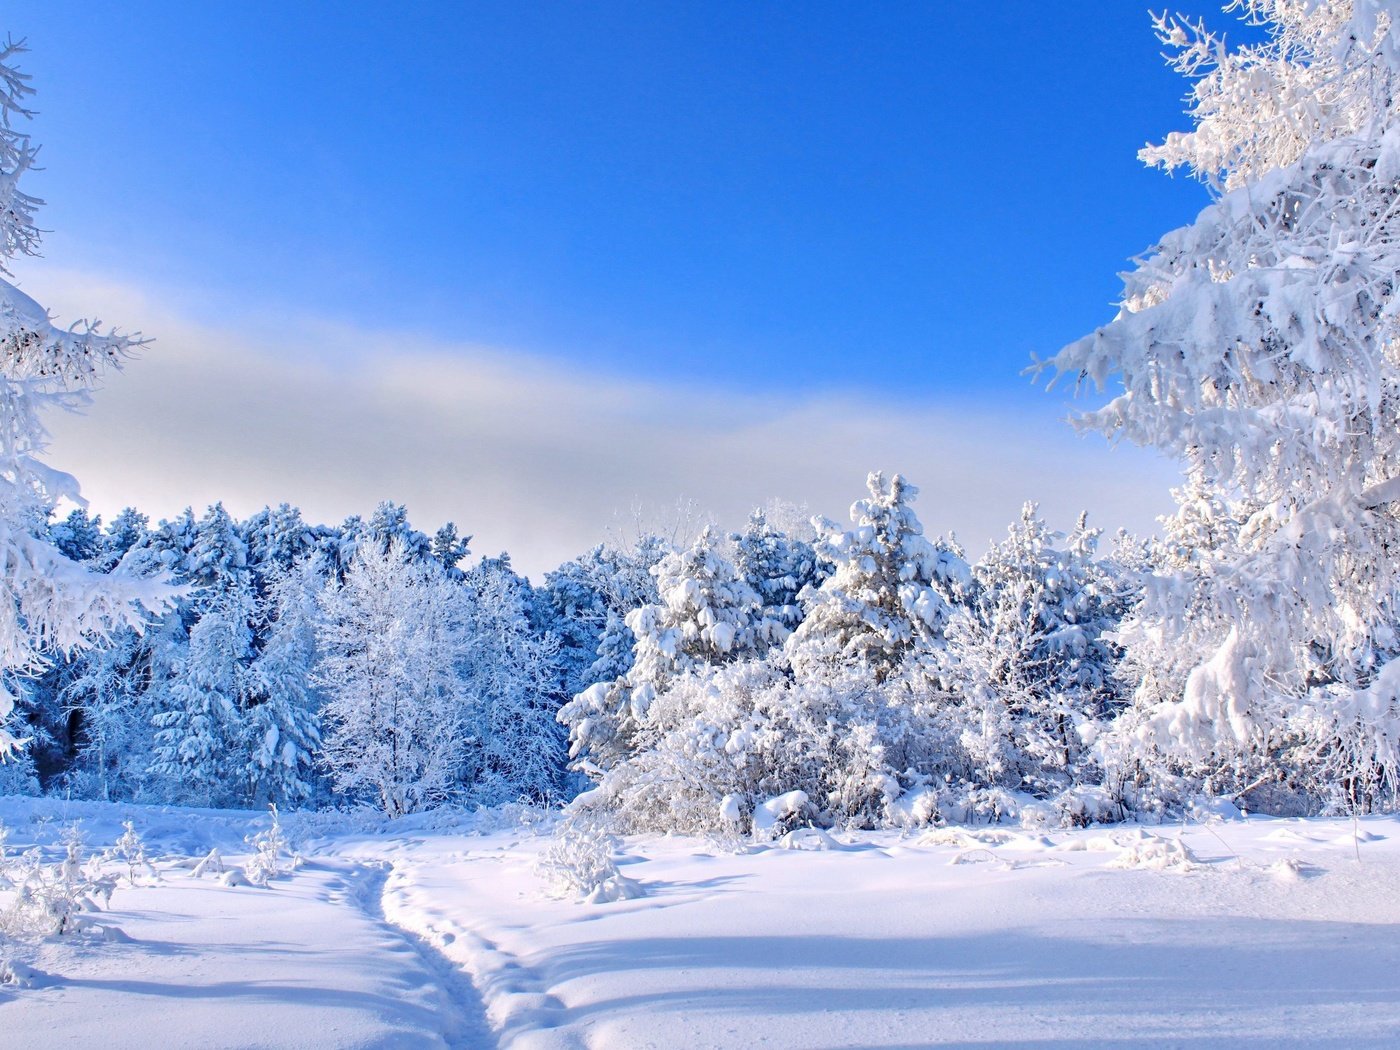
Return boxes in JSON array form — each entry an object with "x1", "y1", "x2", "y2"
[{"x1": 5, "y1": 797, "x2": 1400, "y2": 1047}]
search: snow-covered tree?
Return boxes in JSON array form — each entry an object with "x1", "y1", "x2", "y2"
[
  {"x1": 244, "y1": 562, "x2": 323, "y2": 806},
  {"x1": 539, "y1": 551, "x2": 615, "y2": 701},
  {"x1": 459, "y1": 559, "x2": 565, "y2": 805},
  {"x1": 184, "y1": 503, "x2": 250, "y2": 599},
  {"x1": 731, "y1": 508, "x2": 826, "y2": 638},
  {"x1": 149, "y1": 587, "x2": 255, "y2": 808},
  {"x1": 48, "y1": 508, "x2": 102, "y2": 563},
  {"x1": 539, "y1": 540, "x2": 669, "y2": 702},
  {"x1": 1038, "y1": 3, "x2": 1400, "y2": 808},
  {"x1": 559, "y1": 528, "x2": 763, "y2": 776},
  {"x1": 431, "y1": 522, "x2": 471, "y2": 578},
  {"x1": 363, "y1": 501, "x2": 434, "y2": 563},
  {"x1": 942, "y1": 505, "x2": 1122, "y2": 799},
  {"x1": 0, "y1": 41, "x2": 171, "y2": 760},
  {"x1": 59, "y1": 624, "x2": 157, "y2": 800},
  {"x1": 553, "y1": 536, "x2": 671, "y2": 776},
  {"x1": 629, "y1": 526, "x2": 770, "y2": 688},
  {"x1": 242, "y1": 504, "x2": 317, "y2": 585},
  {"x1": 144, "y1": 505, "x2": 259, "y2": 804},
  {"x1": 315, "y1": 538, "x2": 469, "y2": 816},
  {"x1": 787, "y1": 472, "x2": 967, "y2": 685},
  {"x1": 96, "y1": 508, "x2": 150, "y2": 572}
]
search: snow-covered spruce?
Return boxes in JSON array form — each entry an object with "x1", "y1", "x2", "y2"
[
  {"x1": 0, "y1": 40, "x2": 173, "y2": 764},
  {"x1": 1040, "y1": 0, "x2": 1400, "y2": 812}
]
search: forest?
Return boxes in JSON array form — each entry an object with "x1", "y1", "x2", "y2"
[{"x1": 5, "y1": 0, "x2": 1400, "y2": 841}]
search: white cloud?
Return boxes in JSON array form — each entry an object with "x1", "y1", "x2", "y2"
[{"x1": 23, "y1": 263, "x2": 1179, "y2": 579}]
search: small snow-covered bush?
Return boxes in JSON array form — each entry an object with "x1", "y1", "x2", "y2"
[
  {"x1": 535, "y1": 816, "x2": 643, "y2": 903},
  {"x1": 105, "y1": 821, "x2": 157, "y2": 886},
  {"x1": 0, "y1": 827, "x2": 114, "y2": 938},
  {"x1": 189, "y1": 848, "x2": 226, "y2": 879},
  {"x1": 938, "y1": 786, "x2": 1021, "y2": 827},
  {"x1": 244, "y1": 804, "x2": 296, "y2": 886}
]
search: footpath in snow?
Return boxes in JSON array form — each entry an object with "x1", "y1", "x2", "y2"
[{"x1": 5, "y1": 796, "x2": 1400, "y2": 1048}]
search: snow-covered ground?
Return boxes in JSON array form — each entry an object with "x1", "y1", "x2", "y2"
[{"x1": 5, "y1": 797, "x2": 1400, "y2": 1048}]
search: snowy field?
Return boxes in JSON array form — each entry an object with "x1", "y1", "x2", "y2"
[{"x1": 4, "y1": 797, "x2": 1400, "y2": 1048}]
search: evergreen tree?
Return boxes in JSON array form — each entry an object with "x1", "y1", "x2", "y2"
[
  {"x1": 315, "y1": 538, "x2": 469, "y2": 816},
  {"x1": 559, "y1": 529, "x2": 759, "y2": 776},
  {"x1": 731, "y1": 509, "x2": 826, "y2": 640},
  {"x1": 149, "y1": 588, "x2": 255, "y2": 807},
  {"x1": 60, "y1": 625, "x2": 155, "y2": 800},
  {"x1": 244, "y1": 562, "x2": 324, "y2": 806},
  {"x1": 363, "y1": 501, "x2": 434, "y2": 563},
  {"x1": 0, "y1": 41, "x2": 172, "y2": 760},
  {"x1": 48, "y1": 508, "x2": 102, "y2": 563},
  {"x1": 787, "y1": 472, "x2": 967, "y2": 685},
  {"x1": 1040, "y1": 3, "x2": 1400, "y2": 808},
  {"x1": 243, "y1": 504, "x2": 316, "y2": 582},
  {"x1": 943, "y1": 505, "x2": 1122, "y2": 797},
  {"x1": 459, "y1": 559, "x2": 565, "y2": 804},
  {"x1": 431, "y1": 522, "x2": 471, "y2": 578},
  {"x1": 96, "y1": 508, "x2": 150, "y2": 572}
]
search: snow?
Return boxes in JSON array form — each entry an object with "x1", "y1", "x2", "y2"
[
  {"x1": 0, "y1": 799, "x2": 491, "y2": 1048},
  {"x1": 6, "y1": 796, "x2": 1400, "y2": 1047},
  {"x1": 751, "y1": 789, "x2": 808, "y2": 833}
]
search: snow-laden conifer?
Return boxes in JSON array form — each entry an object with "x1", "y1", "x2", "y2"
[
  {"x1": 1040, "y1": 1, "x2": 1400, "y2": 809},
  {"x1": 150, "y1": 588, "x2": 255, "y2": 807},
  {"x1": 244, "y1": 562, "x2": 324, "y2": 806},
  {"x1": 315, "y1": 538, "x2": 468, "y2": 816},
  {"x1": 560, "y1": 528, "x2": 761, "y2": 777},
  {"x1": 0, "y1": 41, "x2": 171, "y2": 759},
  {"x1": 943, "y1": 505, "x2": 1122, "y2": 799},
  {"x1": 459, "y1": 558, "x2": 565, "y2": 805},
  {"x1": 787, "y1": 472, "x2": 966, "y2": 685},
  {"x1": 731, "y1": 508, "x2": 826, "y2": 640}
]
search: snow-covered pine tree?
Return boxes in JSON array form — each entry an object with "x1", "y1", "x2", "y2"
[
  {"x1": 579, "y1": 535, "x2": 671, "y2": 686},
  {"x1": 628, "y1": 526, "x2": 768, "y2": 689},
  {"x1": 363, "y1": 501, "x2": 434, "y2": 563},
  {"x1": 431, "y1": 522, "x2": 471, "y2": 579},
  {"x1": 731, "y1": 508, "x2": 826, "y2": 640},
  {"x1": 559, "y1": 528, "x2": 763, "y2": 777},
  {"x1": 149, "y1": 587, "x2": 254, "y2": 807},
  {"x1": 59, "y1": 624, "x2": 156, "y2": 800},
  {"x1": 539, "y1": 553, "x2": 613, "y2": 703},
  {"x1": 244, "y1": 562, "x2": 323, "y2": 806},
  {"x1": 1039, "y1": 2, "x2": 1400, "y2": 809},
  {"x1": 147, "y1": 504, "x2": 258, "y2": 805},
  {"x1": 315, "y1": 537, "x2": 469, "y2": 816},
  {"x1": 553, "y1": 535, "x2": 670, "y2": 777},
  {"x1": 942, "y1": 504, "x2": 1122, "y2": 801},
  {"x1": 242, "y1": 504, "x2": 316, "y2": 585},
  {"x1": 787, "y1": 472, "x2": 967, "y2": 685},
  {"x1": 0, "y1": 41, "x2": 171, "y2": 761},
  {"x1": 183, "y1": 503, "x2": 250, "y2": 600},
  {"x1": 459, "y1": 558, "x2": 565, "y2": 805},
  {"x1": 48, "y1": 508, "x2": 102, "y2": 563},
  {"x1": 95, "y1": 508, "x2": 150, "y2": 573}
]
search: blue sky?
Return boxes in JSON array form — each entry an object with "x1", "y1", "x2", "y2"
[{"x1": 5, "y1": 3, "x2": 1256, "y2": 574}]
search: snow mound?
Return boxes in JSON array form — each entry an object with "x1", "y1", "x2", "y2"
[
  {"x1": 777, "y1": 828, "x2": 840, "y2": 851},
  {"x1": 752, "y1": 791, "x2": 808, "y2": 834},
  {"x1": 1330, "y1": 830, "x2": 1385, "y2": 847},
  {"x1": 582, "y1": 873, "x2": 646, "y2": 904},
  {"x1": 0, "y1": 960, "x2": 45, "y2": 988},
  {"x1": 1268, "y1": 858, "x2": 1311, "y2": 882},
  {"x1": 1263, "y1": 829, "x2": 1320, "y2": 845},
  {"x1": 918, "y1": 827, "x2": 1018, "y2": 849},
  {"x1": 950, "y1": 848, "x2": 1004, "y2": 866},
  {"x1": 1108, "y1": 834, "x2": 1199, "y2": 872}
]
